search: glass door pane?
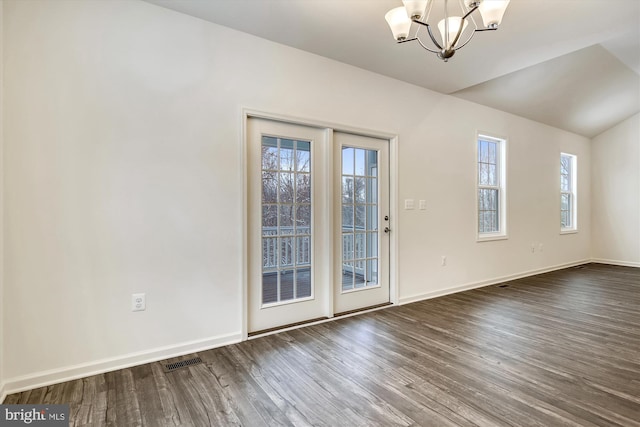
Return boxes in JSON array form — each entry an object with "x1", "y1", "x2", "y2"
[
  {"x1": 261, "y1": 136, "x2": 312, "y2": 305},
  {"x1": 341, "y1": 147, "x2": 379, "y2": 292}
]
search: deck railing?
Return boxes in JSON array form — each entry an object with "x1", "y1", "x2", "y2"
[
  {"x1": 262, "y1": 226, "x2": 311, "y2": 269},
  {"x1": 262, "y1": 226, "x2": 368, "y2": 273}
]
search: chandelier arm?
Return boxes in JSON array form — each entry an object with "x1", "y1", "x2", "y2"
[
  {"x1": 452, "y1": 29, "x2": 477, "y2": 51},
  {"x1": 412, "y1": 19, "x2": 444, "y2": 51},
  {"x1": 448, "y1": 4, "x2": 479, "y2": 48},
  {"x1": 426, "y1": 26, "x2": 444, "y2": 51},
  {"x1": 424, "y1": 0, "x2": 435, "y2": 25},
  {"x1": 414, "y1": 23, "x2": 441, "y2": 53},
  {"x1": 461, "y1": 5, "x2": 478, "y2": 20},
  {"x1": 469, "y1": 2, "x2": 479, "y2": 30},
  {"x1": 425, "y1": 23, "x2": 444, "y2": 51},
  {"x1": 450, "y1": 18, "x2": 464, "y2": 47},
  {"x1": 395, "y1": 36, "x2": 440, "y2": 53},
  {"x1": 416, "y1": 37, "x2": 441, "y2": 54}
]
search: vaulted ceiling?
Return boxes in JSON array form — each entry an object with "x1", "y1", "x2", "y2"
[{"x1": 145, "y1": 0, "x2": 640, "y2": 138}]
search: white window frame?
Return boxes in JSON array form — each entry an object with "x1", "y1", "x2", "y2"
[
  {"x1": 560, "y1": 152, "x2": 577, "y2": 234},
  {"x1": 476, "y1": 133, "x2": 507, "y2": 242}
]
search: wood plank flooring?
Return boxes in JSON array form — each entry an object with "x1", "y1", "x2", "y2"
[{"x1": 5, "y1": 263, "x2": 640, "y2": 426}]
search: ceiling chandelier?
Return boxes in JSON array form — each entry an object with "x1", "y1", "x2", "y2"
[{"x1": 385, "y1": 0, "x2": 510, "y2": 62}]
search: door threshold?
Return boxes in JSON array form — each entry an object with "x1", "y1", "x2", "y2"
[
  {"x1": 248, "y1": 302, "x2": 394, "y2": 339},
  {"x1": 248, "y1": 316, "x2": 330, "y2": 338},
  {"x1": 334, "y1": 302, "x2": 393, "y2": 317}
]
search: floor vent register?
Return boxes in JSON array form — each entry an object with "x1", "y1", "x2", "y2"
[{"x1": 164, "y1": 357, "x2": 203, "y2": 373}]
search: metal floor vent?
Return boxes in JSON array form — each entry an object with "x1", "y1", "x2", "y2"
[
  {"x1": 164, "y1": 357, "x2": 203, "y2": 373},
  {"x1": 573, "y1": 265, "x2": 587, "y2": 269}
]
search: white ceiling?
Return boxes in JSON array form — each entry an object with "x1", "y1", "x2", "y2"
[{"x1": 145, "y1": 0, "x2": 640, "y2": 138}]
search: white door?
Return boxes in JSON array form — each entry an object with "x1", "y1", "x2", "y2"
[
  {"x1": 334, "y1": 132, "x2": 390, "y2": 314},
  {"x1": 247, "y1": 118, "x2": 331, "y2": 333}
]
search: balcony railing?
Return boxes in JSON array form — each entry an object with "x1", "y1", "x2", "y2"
[
  {"x1": 262, "y1": 226, "x2": 370, "y2": 270},
  {"x1": 262, "y1": 225, "x2": 378, "y2": 291},
  {"x1": 262, "y1": 226, "x2": 311, "y2": 270}
]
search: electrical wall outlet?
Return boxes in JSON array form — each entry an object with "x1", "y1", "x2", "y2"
[
  {"x1": 419, "y1": 200, "x2": 427, "y2": 210},
  {"x1": 132, "y1": 293, "x2": 146, "y2": 312},
  {"x1": 441, "y1": 256, "x2": 447, "y2": 266}
]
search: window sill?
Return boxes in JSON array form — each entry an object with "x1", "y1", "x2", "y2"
[
  {"x1": 477, "y1": 234, "x2": 508, "y2": 242},
  {"x1": 560, "y1": 229, "x2": 578, "y2": 235}
]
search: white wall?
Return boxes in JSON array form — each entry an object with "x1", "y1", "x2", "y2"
[
  {"x1": 397, "y1": 98, "x2": 591, "y2": 303},
  {"x1": 0, "y1": 0, "x2": 5, "y2": 403},
  {"x1": 2, "y1": 0, "x2": 591, "y2": 390},
  {"x1": 591, "y1": 113, "x2": 640, "y2": 266}
]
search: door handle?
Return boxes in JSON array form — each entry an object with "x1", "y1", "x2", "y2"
[{"x1": 384, "y1": 227, "x2": 391, "y2": 234}]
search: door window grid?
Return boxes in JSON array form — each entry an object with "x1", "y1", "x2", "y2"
[
  {"x1": 561, "y1": 153, "x2": 576, "y2": 231},
  {"x1": 342, "y1": 147, "x2": 379, "y2": 291},
  {"x1": 261, "y1": 136, "x2": 312, "y2": 305}
]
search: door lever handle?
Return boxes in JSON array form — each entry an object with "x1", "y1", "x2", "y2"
[{"x1": 384, "y1": 227, "x2": 391, "y2": 234}]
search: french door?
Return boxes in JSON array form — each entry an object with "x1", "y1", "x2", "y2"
[
  {"x1": 247, "y1": 118, "x2": 390, "y2": 334},
  {"x1": 247, "y1": 118, "x2": 330, "y2": 333},
  {"x1": 333, "y1": 132, "x2": 390, "y2": 314}
]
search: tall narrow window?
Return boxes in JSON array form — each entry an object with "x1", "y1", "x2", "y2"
[
  {"x1": 477, "y1": 135, "x2": 507, "y2": 240},
  {"x1": 560, "y1": 153, "x2": 577, "y2": 232}
]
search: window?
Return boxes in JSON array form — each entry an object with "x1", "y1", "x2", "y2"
[
  {"x1": 560, "y1": 153, "x2": 577, "y2": 232},
  {"x1": 477, "y1": 135, "x2": 507, "y2": 240},
  {"x1": 341, "y1": 147, "x2": 379, "y2": 291},
  {"x1": 261, "y1": 136, "x2": 312, "y2": 304}
]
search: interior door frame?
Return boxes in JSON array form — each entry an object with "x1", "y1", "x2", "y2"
[{"x1": 241, "y1": 108, "x2": 399, "y2": 340}]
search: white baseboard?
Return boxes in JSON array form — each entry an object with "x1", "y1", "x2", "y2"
[
  {"x1": 3, "y1": 332, "x2": 242, "y2": 396},
  {"x1": 399, "y1": 259, "x2": 591, "y2": 305},
  {"x1": 4, "y1": 258, "x2": 633, "y2": 398},
  {"x1": 591, "y1": 258, "x2": 640, "y2": 268}
]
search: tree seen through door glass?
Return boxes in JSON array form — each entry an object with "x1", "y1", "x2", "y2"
[{"x1": 261, "y1": 136, "x2": 312, "y2": 305}]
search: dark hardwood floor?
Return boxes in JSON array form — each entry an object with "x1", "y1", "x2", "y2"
[{"x1": 5, "y1": 263, "x2": 640, "y2": 426}]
